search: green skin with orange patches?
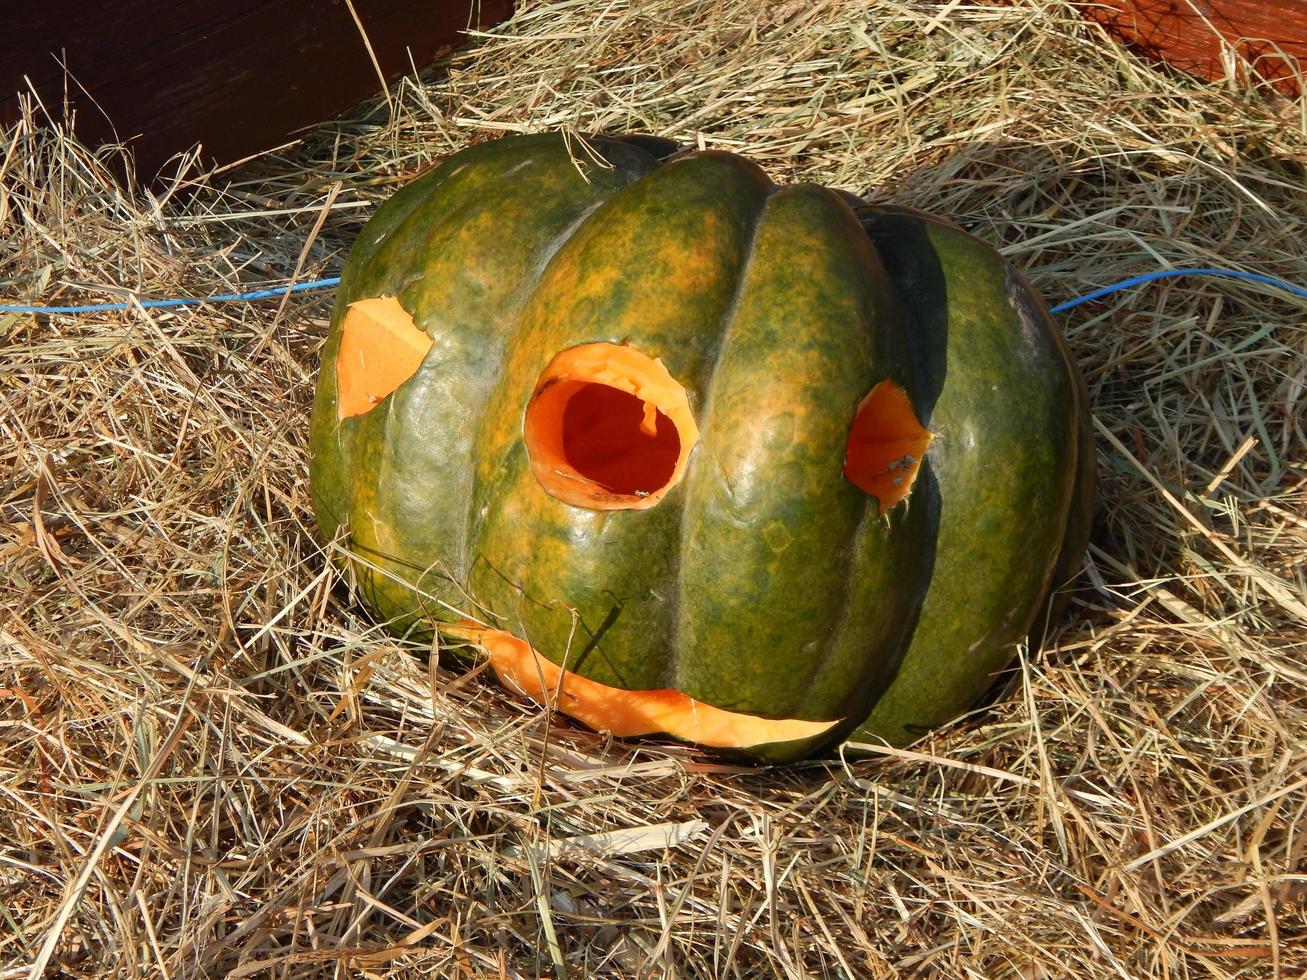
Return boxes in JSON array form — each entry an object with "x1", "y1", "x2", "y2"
[{"x1": 309, "y1": 135, "x2": 1093, "y2": 762}]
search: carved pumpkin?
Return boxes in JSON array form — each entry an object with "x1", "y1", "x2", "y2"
[{"x1": 309, "y1": 133, "x2": 1093, "y2": 762}]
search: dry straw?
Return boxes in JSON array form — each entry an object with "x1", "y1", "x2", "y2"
[{"x1": 2, "y1": 0, "x2": 1305, "y2": 976}]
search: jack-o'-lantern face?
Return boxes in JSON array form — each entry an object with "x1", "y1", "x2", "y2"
[{"x1": 310, "y1": 133, "x2": 1092, "y2": 761}]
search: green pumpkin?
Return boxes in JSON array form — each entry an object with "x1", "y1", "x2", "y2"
[{"x1": 309, "y1": 132, "x2": 1094, "y2": 762}]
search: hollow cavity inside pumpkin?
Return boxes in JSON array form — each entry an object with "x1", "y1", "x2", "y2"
[
  {"x1": 843, "y1": 380, "x2": 933, "y2": 513},
  {"x1": 449, "y1": 623, "x2": 840, "y2": 749},
  {"x1": 335, "y1": 297, "x2": 433, "y2": 420},
  {"x1": 524, "y1": 343, "x2": 699, "y2": 510}
]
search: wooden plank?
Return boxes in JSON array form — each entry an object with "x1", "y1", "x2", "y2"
[
  {"x1": 2, "y1": 0, "x2": 514, "y2": 182},
  {"x1": 1074, "y1": 0, "x2": 1307, "y2": 94}
]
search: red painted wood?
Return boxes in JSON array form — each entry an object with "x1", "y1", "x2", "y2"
[
  {"x1": 1075, "y1": 0, "x2": 1307, "y2": 94},
  {"x1": 2, "y1": 0, "x2": 514, "y2": 182}
]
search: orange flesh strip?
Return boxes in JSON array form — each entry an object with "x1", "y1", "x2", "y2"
[
  {"x1": 640, "y1": 399, "x2": 658, "y2": 437},
  {"x1": 524, "y1": 343, "x2": 699, "y2": 510},
  {"x1": 449, "y1": 624, "x2": 840, "y2": 749},
  {"x1": 843, "y1": 380, "x2": 933, "y2": 514},
  {"x1": 336, "y1": 297, "x2": 434, "y2": 420}
]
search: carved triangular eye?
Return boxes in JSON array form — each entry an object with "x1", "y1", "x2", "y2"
[
  {"x1": 523, "y1": 343, "x2": 699, "y2": 510},
  {"x1": 843, "y1": 380, "x2": 932, "y2": 514}
]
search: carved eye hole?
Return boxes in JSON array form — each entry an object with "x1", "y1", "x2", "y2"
[
  {"x1": 524, "y1": 343, "x2": 699, "y2": 511},
  {"x1": 843, "y1": 381, "x2": 932, "y2": 514},
  {"x1": 335, "y1": 297, "x2": 432, "y2": 420}
]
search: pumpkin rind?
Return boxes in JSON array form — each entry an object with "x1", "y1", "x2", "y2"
[
  {"x1": 467, "y1": 151, "x2": 778, "y2": 694},
  {"x1": 310, "y1": 134, "x2": 663, "y2": 630},
  {"x1": 669, "y1": 184, "x2": 933, "y2": 723},
  {"x1": 308, "y1": 134, "x2": 1093, "y2": 762},
  {"x1": 846, "y1": 204, "x2": 1088, "y2": 746}
]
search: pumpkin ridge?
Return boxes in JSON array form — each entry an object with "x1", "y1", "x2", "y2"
[
  {"x1": 1003, "y1": 262, "x2": 1088, "y2": 630},
  {"x1": 848, "y1": 209, "x2": 1084, "y2": 744},
  {"x1": 401, "y1": 136, "x2": 663, "y2": 598},
  {"x1": 340, "y1": 153, "x2": 546, "y2": 598},
  {"x1": 342, "y1": 136, "x2": 667, "y2": 624},
  {"x1": 463, "y1": 147, "x2": 777, "y2": 692},
  {"x1": 667, "y1": 183, "x2": 930, "y2": 723},
  {"x1": 359, "y1": 133, "x2": 603, "y2": 284},
  {"x1": 804, "y1": 189, "x2": 932, "y2": 723},
  {"x1": 350, "y1": 159, "x2": 517, "y2": 305},
  {"x1": 457, "y1": 165, "x2": 657, "y2": 576},
  {"x1": 809, "y1": 474, "x2": 876, "y2": 700},
  {"x1": 343, "y1": 250, "x2": 435, "y2": 598},
  {"x1": 990, "y1": 265, "x2": 1079, "y2": 627},
  {"x1": 313, "y1": 169, "x2": 455, "y2": 542},
  {"x1": 667, "y1": 181, "x2": 772, "y2": 692}
]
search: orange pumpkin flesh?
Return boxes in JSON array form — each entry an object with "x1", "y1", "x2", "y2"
[
  {"x1": 336, "y1": 297, "x2": 433, "y2": 420},
  {"x1": 843, "y1": 380, "x2": 934, "y2": 514},
  {"x1": 523, "y1": 342, "x2": 699, "y2": 510},
  {"x1": 448, "y1": 623, "x2": 840, "y2": 749}
]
